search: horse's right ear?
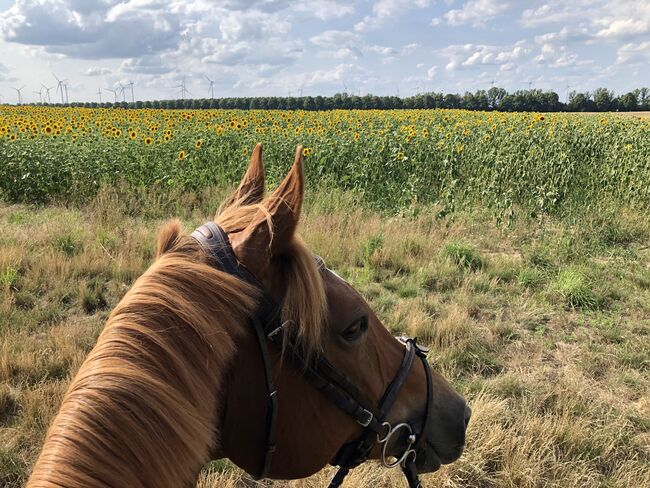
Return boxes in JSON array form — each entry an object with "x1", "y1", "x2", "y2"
[
  {"x1": 220, "y1": 143, "x2": 265, "y2": 211},
  {"x1": 229, "y1": 145, "x2": 304, "y2": 277}
]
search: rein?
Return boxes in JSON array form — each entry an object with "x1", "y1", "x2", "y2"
[{"x1": 192, "y1": 222, "x2": 433, "y2": 488}]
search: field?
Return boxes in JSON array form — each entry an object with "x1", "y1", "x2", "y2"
[
  {"x1": 1, "y1": 107, "x2": 649, "y2": 218},
  {"x1": 1, "y1": 107, "x2": 649, "y2": 487}
]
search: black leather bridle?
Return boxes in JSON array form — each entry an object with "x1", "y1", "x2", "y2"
[{"x1": 192, "y1": 222, "x2": 434, "y2": 488}]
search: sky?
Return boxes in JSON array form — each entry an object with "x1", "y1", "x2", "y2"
[{"x1": 0, "y1": 0, "x2": 648, "y2": 104}]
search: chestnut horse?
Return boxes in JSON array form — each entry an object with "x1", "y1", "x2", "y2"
[{"x1": 27, "y1": 144, "x2": 469, "y2": 487}]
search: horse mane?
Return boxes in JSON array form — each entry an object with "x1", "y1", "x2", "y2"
[{"x1": 28, "y1": 194, "x2": 327, "y2": 487}]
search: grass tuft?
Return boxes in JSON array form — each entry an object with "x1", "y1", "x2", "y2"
[
  {"x1": 442, "y1": 241, "x2": 484, "y2": 271},
  {"x1": 552, "y1": 268, "x2": 601, "y2": 310}
]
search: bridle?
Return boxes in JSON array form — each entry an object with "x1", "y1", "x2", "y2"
[{"x1": 192, "y1": 222, "x2": 434, "y2": 488}]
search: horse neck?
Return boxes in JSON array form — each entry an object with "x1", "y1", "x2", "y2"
[{"x1": 28, "y1": 256, "x2": 254, "y2": 487}]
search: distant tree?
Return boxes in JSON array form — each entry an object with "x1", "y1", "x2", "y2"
[
  {"x1": 619, "y1": 92, "x2": 638, "y2": 111},
  {"x1": 593, "y1": 87, "x2": 615, "y2": 111},
  {"x1": 567, "y1": 91, "x2": 595, "y2": 112},
  {"x1": 633, "y1": 88, "x2": 649, "y2": 110}
]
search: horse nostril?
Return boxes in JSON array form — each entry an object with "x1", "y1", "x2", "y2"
[{"x1": 464, "y1": 405, "x2": 472, "y2": 428}]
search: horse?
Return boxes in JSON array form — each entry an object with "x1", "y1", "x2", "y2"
[{"x1": 27, "y1": 144, "x2": 470, "y2": 488}]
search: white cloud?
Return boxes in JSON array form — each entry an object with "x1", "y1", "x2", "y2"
[
  {"x1": 616, "y1": 41, "x2": 650, "y2": 65},
  {"x1": 121, "y1": 56, "x2": 172, "y2": 74},
  {"x1": 310, "y1": 30, "x2": 359, "y2": 48},
  {"x1": 444, "y1": 0, "x2": 511, "y2": 27},
  {"x1": 441, "y1": 41, "x2": 530, "y2": 71},
  {"x1": 85, "y1": 66, "x2": 112, "y2": 76},
  {"x1": 596, "y1": 18, "x2": 650, "y2": 39},
  {"x1": 294, "y1": 1, "x2": 355, "y2": 20},
  {"x1": 426, "y1": 65, "x2": 438, "y2": 79},
  {"x1": 534, "y1": 44, "x2": 580, "y2": 68},
  {"x1": 521, "y1": 0, "x2": 650, "y2": 42},
  {"x1": 355, "y1": 0, "x2": 432, "y2": 32}
]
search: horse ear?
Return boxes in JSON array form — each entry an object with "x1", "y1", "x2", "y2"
[
  {"x1": 230, "y1": 145, "x2": 304, "y2": 276},
  {"x1": 221, "y1": 143, "x2": 265, "y2": 210}
]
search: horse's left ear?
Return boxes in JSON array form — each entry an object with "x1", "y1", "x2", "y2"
[
  {"x1": 230, "y1": 146, "x2": 303, "y2": 276},
  {"x1": 220, "y1": 143, "x2": 265, "y2": 212}
]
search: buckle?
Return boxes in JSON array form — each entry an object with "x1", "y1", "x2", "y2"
[
  {"x1": 267, "y1": 320, "x2": 291, "y2": 340},
  {"x1": 356, "y1": 408, "x2": 373, "y2": 427}
]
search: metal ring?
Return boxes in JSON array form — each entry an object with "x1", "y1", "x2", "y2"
[
  {"x1": 376, "y1": 421, "x2": 392, "y2": 444},
  {"x1": 380, "y1": 423, "x2": 415, "y2": 469}
]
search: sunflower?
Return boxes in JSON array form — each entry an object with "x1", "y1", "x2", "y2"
[
  {"x1": 195, "y1": 139, "x2": 203, "y2": 149},
  {"x1": 302, "y1": 147, "x2": 313, "y2": 156},
  {"x1": 178, "y1": 150, "x2": 186, "y2": 161},
  {"x1": 144, "y1": 137, "x2": 153, "y2": 145},
  {"x1": 129, "y1": 130, "x2": 137, "y2": 140}
]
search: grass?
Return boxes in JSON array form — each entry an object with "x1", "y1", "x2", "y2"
[{"x1": 0, "y1": 187, "x2": 649, "y2": 487}]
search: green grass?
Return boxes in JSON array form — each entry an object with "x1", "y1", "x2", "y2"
[
  {"x1": 552, "y1": 268, "x2": 602, "y2": 310},
  {"x1": 442, "y1": 241, "x2": 485, "y2": 271}
]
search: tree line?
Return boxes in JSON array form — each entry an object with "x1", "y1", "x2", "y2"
[{"x1": 10, "y1": 87, "x2": 650, "y2": 112}]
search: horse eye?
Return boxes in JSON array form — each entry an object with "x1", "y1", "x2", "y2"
[{"x1": 341, "y1": 317, "x2": 368, "y2": 342}]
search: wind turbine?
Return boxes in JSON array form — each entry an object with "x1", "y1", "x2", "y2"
[
  {"x1": 205, "y1": 75, "x2": 214, "y2": 99},
  {"x1": 175, "y1": 77, "x2": 191, "y2": 99},
  {"x1": 41, "y1": 84, "x2": 53, "y2": 103},
  {"x1": 97, "y1": 88, "x2": 102, "y2": 103},
  {"x1": 12, "y1": 86, "x2": 25, "y2": 104},
  {"x1": 34, "y1": 87, "x2": 43, "y2": 104},
  {"x1": 63, "y1": 82, "x2": 70, "y2": 103},
  {"x1": 124, "y1": 81, "x2": 134, "y2": 103},
  {"x1": 53, "y1": 73, "x2": 67, "y2": 104},
  {"x1": 105, "y1": 88, "x2": 118, "y2": 103},
  {"x1": 118, "y1": 82, "x2": 126, "y2": 102}
]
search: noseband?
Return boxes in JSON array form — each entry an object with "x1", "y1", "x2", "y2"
[{"x1": 192, "y1": 222, "x2": 434, "y2": 488}]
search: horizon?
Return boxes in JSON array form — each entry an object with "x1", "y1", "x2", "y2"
[{"x1": 0, "y1": 1, "x2": 649, "y2": 105}]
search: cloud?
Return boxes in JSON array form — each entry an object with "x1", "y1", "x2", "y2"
[
  {"x1": 355, "y1": 0, "x2": 432, "y2": 32},
  {"x1": 534, "y1": 44, "x2": 581, "y2": 68},
  {"x1": 426, "y1": 65, "x2": 438, "y2": 79},
  {"x1": 310, "y1": 30, "x2": 359, "y2": 48},
  {"x1": 596, "y1": 18, "x2": 650, "y2": 39},
  {"x1": 0, "y1": 62, "x2": 15, "y2": 82},
  {"x1": 293, "y1": 1, "x2": 355, "y2": 20},
  {"x1": 616, "y1": 41, "x2": 650, "y2": 64},
  {"x1": 121, "y1": 55, "x2": 172, "y2": 74},
  {"x1": 520, "y1": 0, "x2": 650, "y2": 42},
  {"x1": 441, "y1": 41, "x2": 530, "y2": 71},
  {"x1": 85, "y1": 66, "x2": 112, "y2": 76},
  {"x1": 444, "y1": 0, "x2": 512, "y2": 27},
  {"x1": 0, "y1": 0, "x2": 182, "y2": 59}
]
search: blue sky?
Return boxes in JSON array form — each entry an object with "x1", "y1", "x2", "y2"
[{"x1": 0, "y1": 0, "x2": 648, "y2": 104}]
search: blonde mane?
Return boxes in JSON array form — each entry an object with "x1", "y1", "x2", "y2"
[{"x1": 27, "y1": 193, "x2": 327, "y2": 487}]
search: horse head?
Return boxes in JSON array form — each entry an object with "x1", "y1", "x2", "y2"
[{"x1": 215, "y1": 144, "x2": 470, "y2": 484}]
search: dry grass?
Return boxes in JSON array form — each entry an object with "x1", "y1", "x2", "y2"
[{"x1": 1, "y1": 188, "x2": 649, "y2": 487}]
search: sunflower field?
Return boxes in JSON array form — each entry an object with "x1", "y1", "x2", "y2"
[{"x1": 0, "y1": 106, "x2": 648, "y2": 218}]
